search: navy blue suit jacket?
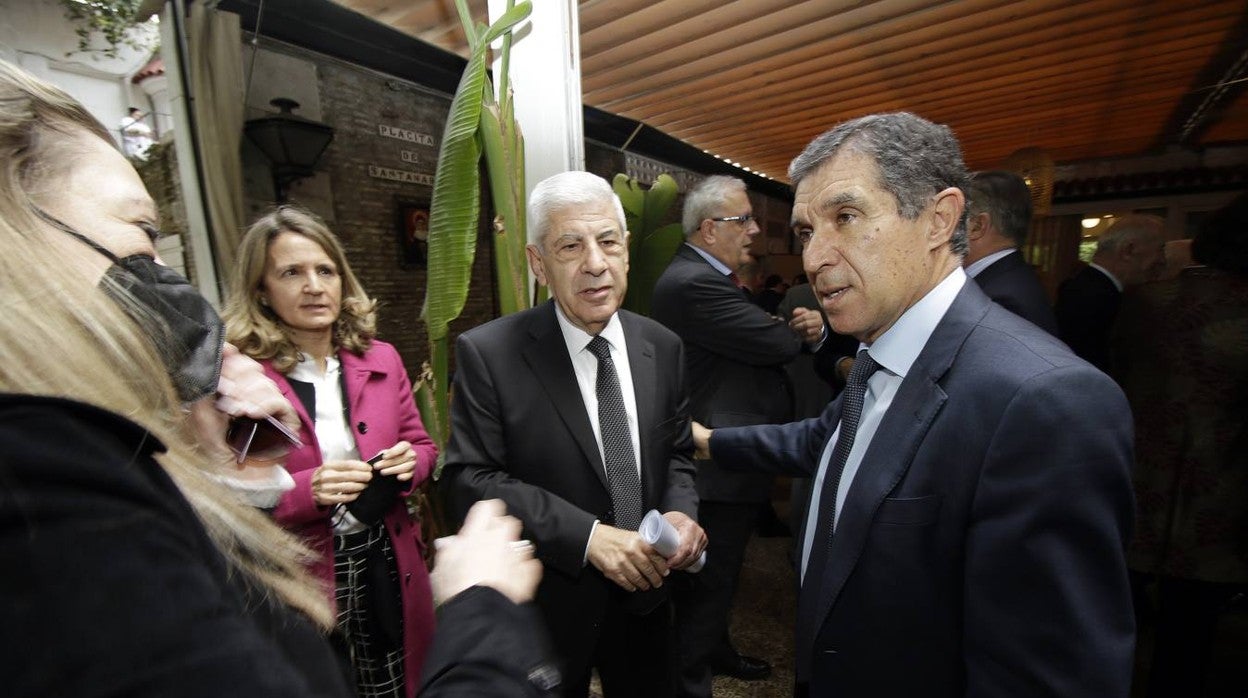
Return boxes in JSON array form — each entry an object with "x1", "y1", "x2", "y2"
[
  {"x1": 711, "y1": 281, "x2": 1136, "y2": 697},
  {"x1": 972, "y1": 249, "x2": 1058, "y2": 335}
]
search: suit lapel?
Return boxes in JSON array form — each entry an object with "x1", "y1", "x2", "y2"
[
  {"x1": 521, "y1": 303, "x2": 609, "y2": 489},
  {"x1": 338, "y1": 349, "x2": 375, "y2": 424},
  {"x1": 800, "y1": 284, "x2": 991, "y2": 656},
  {"x1": 622, "y1": 312, "x2": 658, "y2": 505}
]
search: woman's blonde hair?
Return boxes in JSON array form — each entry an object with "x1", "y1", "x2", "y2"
[
  {"x1": 224, "y1": 206, "x2": 377, "y2": 372},
  {"x1": 0, "y1": 60, "x2": 333, "y2": 629}
]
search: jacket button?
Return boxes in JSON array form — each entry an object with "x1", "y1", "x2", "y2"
[
  {"x1": 357, "y1": 421, "x2": 368, "y2": 434},
  {"x1": 405, "y1": 573, "x2": 412, "y2": 582}
]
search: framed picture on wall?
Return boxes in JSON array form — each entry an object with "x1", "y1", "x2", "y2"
[{"x1": 396, "y1": 197, "x2": 430, "y2": 268}]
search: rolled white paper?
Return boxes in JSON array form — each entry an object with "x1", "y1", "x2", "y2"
[{"x1": 639, "y1": 509, "x2": 706, "y2": 573}]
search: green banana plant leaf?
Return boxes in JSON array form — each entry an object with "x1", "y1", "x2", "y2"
[
  {"x1": 480, "y1": 94, "x2": 528, "y2": 316},
  {"x1": 425, "y1": 1, "x2": 531, "y2": 346},
  {"x1": 641, "y1": 174, "x2": 679, "y2": 237},
  {"x1": 614, "y1": 173, "x2": 683, "y2": 316},
  {"x1": 613, "y1": 173, "x2": 646, "y2": 224},
  {"x1": 422, "y1": 0, "x2": 531, "y2": 479},
  {"x1": 624, "y1": 222, "x2": 683, "y2": 315}
]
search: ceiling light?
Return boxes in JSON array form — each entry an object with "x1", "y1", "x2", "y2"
[{"x1": 1081, "y1": 217, "x2": 1100, "y2": 229}]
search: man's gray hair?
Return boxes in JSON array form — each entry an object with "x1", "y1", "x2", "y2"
[
  {"x1": 527, "y1": 171, "x2": 627, "y2": 251},
  {"x1": 788, "y1": 112, "x2": 971, "y2": 256},
  {"x1": 682, "y1": 175, "x2": 747, "y2": 239},
  {"x1": 967, "y1": 170, "x2": 1033, "y2": 247},
  {"x1": 1095, "y1": 214, "x2": 1164, "y2": 255}
]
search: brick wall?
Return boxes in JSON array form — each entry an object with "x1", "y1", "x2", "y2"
[{"x1": 245, "y1": 45, "x2": 498, "y2": 379}]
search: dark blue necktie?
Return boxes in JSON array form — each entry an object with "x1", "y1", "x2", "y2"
[{"x1": 803, "y1": 349, "x2": 880, "y2": 580}]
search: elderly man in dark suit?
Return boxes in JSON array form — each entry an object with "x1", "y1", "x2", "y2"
[
  {"x1": 695, "y1": 112, "x2": 1136, "y2": 697},
  {"x1": 443, "y1": 171, "x2": 707, "y2": 698},
  {"x1": 962, "y1": 170, "x2": 1058, "y2": 334},
  {"x1": 1055, "y1": 213, "x2": 1166, "y2": 372},
  {"x1": 651, "y1": 175, "x2": 824, "y2": 696}
]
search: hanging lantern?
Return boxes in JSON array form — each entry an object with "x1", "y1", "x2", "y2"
[
  {"x1": 1003, "y1": 147, "x2": 1055, "y2": 216},
  {"x1": 244, "y1": 98, "x2": 335, "y2": 203}
]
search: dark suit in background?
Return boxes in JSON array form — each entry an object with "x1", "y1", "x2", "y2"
[
  {"x1": 443, "y1": 302, "x2": 697, "y2": 696},
  {"x1": 713, "y1": 283, "x2": 1137, "y2": 696},
  {"x1": 1055, "y1": 264, "x2": 1120, "y2": 371},
  {"x1": 971, "y1": 249, "x2": 1058, "y2": 334},
  {"x1": 652, "y1": 243, "x2": 800, "y2": 693}
]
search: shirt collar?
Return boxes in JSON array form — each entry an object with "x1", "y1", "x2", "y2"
[
  {"x1": 553, "y1": 302, "x2": 626, "y2": 356},
  {"x1": 964, "y1": 248, "x2": 1016, "y2": 278},
  {"x1": 1088, "y1": 263, "x2": 1123, "y2": 292},
  {"x1": 866, "y1": 266, "x2": 967, "y2": 380},
  {"x1": 684, "y1": 242, "x2": 732, "y2": 276}
]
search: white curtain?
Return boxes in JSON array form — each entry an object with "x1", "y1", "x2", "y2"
[{"x1": 187, "y1": 3, "x2": 245, "y2": 277}]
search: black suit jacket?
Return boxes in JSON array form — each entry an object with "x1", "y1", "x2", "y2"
[
  {"x1": 971, "y1": 249, "x2": 1058, "y2": 335},
  {"x1": 420, "y1": 587, "x2": 560, "y2": 697},
  {"x1": 443, "y1": 303, "x2": 697, "y2": 660},
  {"x1": 1055, "y1": 264, "x2": 1121, "y2": 372},
  {"x1": 651, "y1": 244, "x2": 801, "y2": 502},
  {"x1": 711, "y1": 282, "x2": 1136, "y2": 696}
]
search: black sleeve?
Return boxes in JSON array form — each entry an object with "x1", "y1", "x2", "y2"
[
  {"x1": 0, "y1": 402, "x2": 341, "y2": 698},
  {"x1": 419, "y1": 587, "x2": 561, "y2": 698}
]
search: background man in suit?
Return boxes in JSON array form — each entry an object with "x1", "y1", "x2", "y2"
[
  {"x1": 962, "y1": 170, "x2": 1058, "y2": 334},
  {"x1": 443, "y1": 171, "x2": 707, "y2": 698},
  {"x1": 652, "y1": 175, "x2": 824, "y2": 696},
  {"x1": 694, "y1": 112, "x2": 1136, "y2": 697},
  {"x1": 1054, "y1": 213, "x2": 1165, "y2": 372}
]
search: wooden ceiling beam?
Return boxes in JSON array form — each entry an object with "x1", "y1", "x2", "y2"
[
  {"x1": 604, "y1": 4, "x2": 1233, "y2": 122},
  {"x1": 584, "y1": 0, "x2": 1015, "y2": 96},
  {"x1": 651, "y1": 40, "x2": 1212, "y2": 139}
]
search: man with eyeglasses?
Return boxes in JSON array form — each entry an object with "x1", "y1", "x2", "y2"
[{"x1": 652, "y1": 175, "x2": 824, "y2": 696}]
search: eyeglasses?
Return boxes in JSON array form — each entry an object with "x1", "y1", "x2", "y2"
[
  {"x1": 226, "y1": 414, "x2": 303, "y2": 464},
  {"x1": 709, "y1": 214, "x2": 755, "y2": 225}
]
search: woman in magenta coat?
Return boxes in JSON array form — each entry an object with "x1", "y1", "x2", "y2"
[{"x1": 224, "y1": 206, "x2": 437, "y2": 698}]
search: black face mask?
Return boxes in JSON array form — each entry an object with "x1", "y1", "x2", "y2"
[{"x1": 39, "y1": 210, "x2": 224, "y2": 403}]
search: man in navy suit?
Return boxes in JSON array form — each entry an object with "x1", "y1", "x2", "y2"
[
  {"x1": 962, "y1": 170, "x2": 1058, "y2": 334},
  {"x1": 1055, "y1": 214, "x2": 1166, "y2": 372},
  {"x1": 694, "y1": 113, "x2": 1136, "y2": 697}
]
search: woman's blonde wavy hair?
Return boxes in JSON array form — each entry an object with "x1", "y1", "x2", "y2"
[
  {"x1": 223, "y1": 206, "x2": 377, "y2": 373},
  {"x1": 0, "y1": 60, "x2": 333, "y2": 629}
]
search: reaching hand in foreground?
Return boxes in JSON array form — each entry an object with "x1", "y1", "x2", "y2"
[{"x1": 431, "y1": 499, "x2": 542, "y2": 605}]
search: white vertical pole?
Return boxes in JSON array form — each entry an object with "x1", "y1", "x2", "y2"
[{"x1": 487, "y1": 0, "x2": 584, "y2": 201}]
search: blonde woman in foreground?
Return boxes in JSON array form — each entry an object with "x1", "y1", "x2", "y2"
[{"x1": 0, "y1": 59, "x2": 554, "y2": 698}]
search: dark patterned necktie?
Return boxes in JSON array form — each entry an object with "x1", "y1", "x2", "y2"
[
  {"x1": 587, "y1": 335, "x2": 643, "y2": 530},
  {"x1": 805, "y1": 349, "x2": 880, "y2": 577}
]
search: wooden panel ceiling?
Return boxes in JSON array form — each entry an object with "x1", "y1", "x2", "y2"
[{"x1": 333, "y1": 0, "x2": 1248, "y2": 183}]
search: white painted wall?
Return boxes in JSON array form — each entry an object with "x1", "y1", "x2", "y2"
[{"x1": 0, "y1": 0, "x2": 159, "y2": 146}]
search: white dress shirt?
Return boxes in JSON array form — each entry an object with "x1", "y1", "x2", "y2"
[
  {"x1": 800, "y1": 267, "x2": 967, "y2": 581},
  {"x1": 554, "y1": 305, "x2": 644, "y2": 560},
  {"x1": 289, "y1": 353, "x2": 367, "y2": 534},
  {"x1": 964, "y1": 248, "x2": 1016, "y2": 278},
  {"x1": 554, "y1": 305, "x2": 643, "y2": 479}
]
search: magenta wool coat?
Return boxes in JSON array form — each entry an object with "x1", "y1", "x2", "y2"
[{"x1": 263, "y1": 341, "x2": 437, "y2": 696}]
